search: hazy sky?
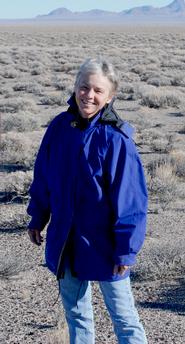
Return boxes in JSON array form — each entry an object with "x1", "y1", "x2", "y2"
[{"x1": 0, "y1": 1, "x2": 173, "y2": 19}]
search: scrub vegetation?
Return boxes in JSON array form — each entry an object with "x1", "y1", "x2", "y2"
[{"x1": 0, "y1": 24, "x2": 185, "y2": 344}]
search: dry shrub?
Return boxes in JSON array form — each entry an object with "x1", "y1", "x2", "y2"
[
  {"x1": 38, "y1": 76, "x2": 52, "y2": 87},
  {"x1": 30, "y1": 62, "x2": 45, "y2": 76},
  {"x1": 139, "y1": 128, "x2": 174, "y2": 153},
  {"x1": 17, "y1": 64, "x2": 29, "y2": 73},
  {"x1": 0, "y1": 257, "x2": 20, "y2": 279},
  {"x1": 161, "y1": 59, "x2": 184, "y2": 70},
  {"x1": 133, "y1": 84, "x2": 156, "y2": 101},
  {"x1": 0, "y1": 250, "x2": 30, "y2": 279},
  {"x1": 13, "y1": 82, "x2": 43, "y2": 95},
  {"x1": 0, "y1": 204, "x2": 29, "y2": 230},
  {"x1": 131, "y1": 64, "x2": 146, "y2": 75},
  {"x1": 178, "y1": 125, "x2": 185, "y2": 135},
  {"x1": 3, "y1": 171, "x2": 33, "y2": 202},
  {"x1": 117, "y1": 83, "x2": 134, "y2": 100},
  {"x1": 0, "y1": 53, "x2": 11, "y2": 65},
  {"x1": 1, "y1": 131, "x2": 43, "y2": 168},
  {"x1": 53, "y1": 77, "x2": 73, "y2": 93},
  {"x1": 52, "y1": 62, "x2": 79, "y2": 74},
  {"x1": 171, "y1": 75, "x2": 185, "y2": 87},
  {"x1": 31, "y1": 67, "x2": 44, "y2": 76},
  {"x1": 0, "y1": 97, "x2": 37, "y2": 114},
  {"x1": 0, "y1": 87, "x2": 12, "y2": 96},
  {"x1": 140, "y1": 89, "x2": 183, "y2": 108},
  {"x1": 2, "y1": 112, "x2": 41, "y2": 132},
  {"x1": 147, "y1": 159, "x2": 179, "y2": 210},
  {"x1": 170, "y1": 150, "x2": 185, "y2": 179},
  {"x1": 150, "y1": 134, "x2": 174, "y2": 153},
  {"x1": 53, "y1": 64, "x2": 67, "y2": 73},
  {"x1": 40, "y1": 93, "x2": 67, "y2": 106},
  {"x1": 132, "y1": 121, "x2": 154, "y2": 146},
  {"x1": 134, "y1": 239, "x2": 185, "y2": 281},
  {"x1": 1, "y1": 68, "x2": 18, "y2": 79},
  {"x1": 140, "y1": 71, "x2": 160, "y2": 82},
  {"x1": 54, "y1": 81, "x2": 67, "y2": 91},
  {"x1": 147, "y1": 76, "x2": 172, "y2": 87}
]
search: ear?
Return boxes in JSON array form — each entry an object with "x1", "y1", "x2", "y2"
[{"x1": 107, "y1": 93, "x2": 115, "y2": 104}]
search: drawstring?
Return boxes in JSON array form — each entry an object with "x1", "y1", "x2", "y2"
[
  {"x1": 52, "y1": 280, "x2": 61, "y2": 307},
  {"x1": 51, "y1": 273, "x2": 84, "y2": 308}
]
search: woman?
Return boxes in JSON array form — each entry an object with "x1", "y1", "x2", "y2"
[{"x1": 27, "y1": 58, "x2": 148, "y2": 343}]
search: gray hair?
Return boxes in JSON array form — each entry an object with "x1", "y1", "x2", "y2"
[{"x1": 74, "y1": 58, "x2": 119, "y2": 93}]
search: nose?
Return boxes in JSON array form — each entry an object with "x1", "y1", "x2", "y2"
[{"x1": 86, "y1": 88, "x2": 94, "y2": 98}]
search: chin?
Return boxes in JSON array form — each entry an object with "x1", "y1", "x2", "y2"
[
  {"x1": 80, "y1": 109, "x2": 94, "y2": 118},
  {"x1": 82, "y1": 113, "x2": 92, "y2": 118}
]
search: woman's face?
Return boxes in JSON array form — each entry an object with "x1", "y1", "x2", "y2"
[{"x1": 75, "y1": 73, "x2": 114, "y2": 119}]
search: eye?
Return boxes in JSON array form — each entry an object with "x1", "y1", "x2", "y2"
[
  {"x1": 95, "y1": 89, "x2": 103, "y2": 94},
  {"x1": 80, "y1": 85, "x2": 88, "y2": 91}
]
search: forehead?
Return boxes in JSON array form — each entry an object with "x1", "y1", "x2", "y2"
[{"x1": 79, "y1": 73, "x2": 112, "y2": 89}]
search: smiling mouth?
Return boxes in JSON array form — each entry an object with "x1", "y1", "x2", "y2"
[{"x1": 81, "y1": 100, "x2": 95, "y2": 105}]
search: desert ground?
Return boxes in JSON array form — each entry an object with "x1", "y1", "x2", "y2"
[{"x1": 0, "y1": 23, "x2": 185, "y2": 344}]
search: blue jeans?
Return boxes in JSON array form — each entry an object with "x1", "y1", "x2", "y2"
[{"x1": 59, "y1": 268, "x2": 147, "y2": 344}]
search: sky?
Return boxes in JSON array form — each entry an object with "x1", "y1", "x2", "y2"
[{"x1": 0, "y1": 1, "x2": 174, "y2": 19}]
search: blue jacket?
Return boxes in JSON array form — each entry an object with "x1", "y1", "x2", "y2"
[{"x1": 27, "y1": 96, "x2": 148, "y2": 281}]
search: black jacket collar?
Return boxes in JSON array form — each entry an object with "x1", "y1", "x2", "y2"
[{"x1": 67, "y1": 93, "x2": 123, "y2": 129}]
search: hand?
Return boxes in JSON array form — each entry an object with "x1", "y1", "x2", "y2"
[
  {"x1": 28, "y1": 229, "x2": 43, "y2": 246},
  {"x1": 113, "y1": 264, "x2": 130, "y2": 276}
]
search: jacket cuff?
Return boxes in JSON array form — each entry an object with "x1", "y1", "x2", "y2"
[
  {"x1": 27, "y1": 217, "x2": 47, "y2": 231},
  {"x1": 114, "y1": 253, "x2": 136, "y2": 266}
]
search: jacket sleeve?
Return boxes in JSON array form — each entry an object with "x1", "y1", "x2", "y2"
[
  {"x1": 105, "y1": 132, "x2": 148, "y2": 266},
  {"x1": 27, "y1": 124, "x2": 53, "y2": 231}
]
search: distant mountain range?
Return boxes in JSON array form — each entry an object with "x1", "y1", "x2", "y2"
[
  {"x1": 0, "y1": 0, "x2": 184, "y2": 22},
  {"x1": 124, "y1": 0, "x2": 185, "y2": 15},
  {"x1": 37, "y1": 0, "x2": 185, "y2": 20}
]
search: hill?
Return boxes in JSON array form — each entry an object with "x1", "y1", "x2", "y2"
[{"x1": 37, "y1": 0, "x2": 185, "y2": 20}]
